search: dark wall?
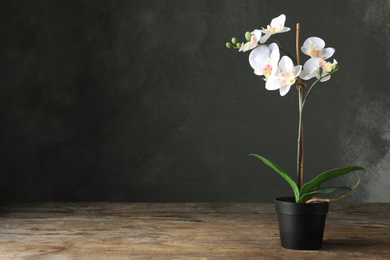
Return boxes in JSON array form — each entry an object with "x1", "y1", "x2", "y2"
[{"x1": 0, "y1": 0, "x2": 389, "y2": 202}]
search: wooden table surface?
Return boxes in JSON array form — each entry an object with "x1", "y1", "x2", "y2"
[{"x1": 0, "y1": 202, "x2": 389, "y2": 259}]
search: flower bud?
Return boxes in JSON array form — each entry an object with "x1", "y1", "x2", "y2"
[
  {"x1": 236, "y1": 43, "x2": 242, "y2": 49},
  {"x1": 317, "y1": 67, "x2": 323, "y2": 75},
  {"x1": 333, "y1": 63, "x2": 339, "y2": 71},
  {"x1": 245, "y1": 31, "x2": 252, "y2": 42},
  {"x1": 231, "y1": 37, "x2": 238, "y2": 45},
  {"x1": 226, "y1": 42, "x2": 233, "y2": 49}
]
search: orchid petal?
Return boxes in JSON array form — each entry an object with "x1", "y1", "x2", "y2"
[
  {"x1": 300, "y1": 70, "x2": 317, "y2": 80},
  {"x1": 294, "y1": 65, "x2": 302, "y2": 77},
  {"x1": 300, "y1": 58, "x2": 318, "y2": 80},
  {"x1": 264, "y1": 56, "x2": 300, "y2": 96},
  {"x1": 303, "y1": 37, "x2": 325, "y2": 51},
  {"x1": 270, "y1": 14, "x2": 286, "y2": 29},
  {"x1": 239, "y1": 41, "x2": 257, "y2": 52},
  {"x1": 303, "y1": 58, "x2": 318, "y2": 70},
  {"x1": 278, "y1": 56, "x2": 294, "y2": 72},
  {"x1": 254, "y1": 70, "x2": 263, "y2": 76},
  {"x1": 279, "y1": 27, "x2": 291, "y2": 33},
  {"x1": 265, "y1": 76, "x2": 281, "y2": 90},
  {"x1": 301, "y1": 37, "x2": 335, "y2": 60},
  {"x1": 321, "y1": 47, "x2": 336, "y2": 60},
  {"x1": 239, "y1": 30, "x2": 262, "y2": 52},
  {"x1": 259, "y1": 14, "x2": 290, "y2": 43},
  {"x1": 320, "y1": 75, "x2": 331, "y2": 82},
  {"x1": 279, "y1": 85, "x2": 291, "y2": 96},
  {"x1": 269, "y1": 43, "x2": 280, "y2": 59},
  {"x1": 259, "y1": 33, "x2": 271, "y2": 44},
  {"x1": 249, "y1": 44, "x2": 280, "y2": 79},
  {"x1": 249, "y1": 46, "x2": 270, "y2": 71},
  {"x1": 312, "y1": 37, "x2": 325, "y2": 48},
  {"x1": 251, "y1": 29, "x2": 262, "y2": 42}
]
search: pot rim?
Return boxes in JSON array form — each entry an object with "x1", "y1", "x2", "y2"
[{"x1": 274, "y1": 197, "x2": 329, "y2": 215}]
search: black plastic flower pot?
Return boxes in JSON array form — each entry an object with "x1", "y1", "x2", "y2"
[{"x1": 274, "y1": 197, "x2": 329, "y2": 250}]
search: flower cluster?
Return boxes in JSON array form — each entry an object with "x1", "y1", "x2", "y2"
[
  {"x1": 226, "y1": 14, "x2": 339, "y2": 96},
  {"x1": 225, "y1": 14, "x2": 365, "y2": 204}
]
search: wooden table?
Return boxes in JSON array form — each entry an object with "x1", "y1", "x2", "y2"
[{"x1": 0, "y1": 202, "x2": 389, "y2": 259}]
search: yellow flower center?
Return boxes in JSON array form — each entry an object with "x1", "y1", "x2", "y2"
[
  {"x1": 317, "y1": 59, "x2": 333, "y2": 73},
  {"x1": 278, "y1": 70, "x2": 295, "y2": 86},
  {"x1": 260, "y1": 59, "x2": 273, "y2": 78},
  {"x1": 251, "y1": 35, "x2": 258, "y2": 43},
  {"x1": 266, "y1": 23, "x2": 282, "y2": 34},
  {"x1": 309, "y1": 42, "x2": 322, "y2": 57}
]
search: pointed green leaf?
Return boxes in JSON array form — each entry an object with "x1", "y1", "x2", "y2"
[
  {"x1": 250, "y1": 154, "x2": 300, "y2": 202},
  {"x1": 300, "y1": 166, "x2": 365, "y2": 195},
  {"x1": 299, "y1": 186, "x2": 350, "y2": 203}
]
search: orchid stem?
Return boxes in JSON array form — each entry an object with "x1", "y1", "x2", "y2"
[
  {"x1": 271, "y1": 35, "x2": 297, "y2": 64},
  {"x1": 301, "y1": 68, "x2": 339, "y2": 110}
]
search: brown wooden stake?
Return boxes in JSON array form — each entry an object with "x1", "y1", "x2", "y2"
[
  {"x1": 296, "y1": 23, "x2": 304, "y2": 189},
  {"x1": 296, "y1": 23, "x2": 301, "y2": 77}
]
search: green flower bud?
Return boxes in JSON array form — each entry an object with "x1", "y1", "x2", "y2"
[
  {"x1": 226, "y1": 42, "x2": 233, "y2": 49},
  {"x1": 231, "y1": 37, "x2": 238, "y2": 45},
  {"x1": 245, "y1": 31, "x2": 252, "y2": 42},
  {"x1": 333, "y1": 63, "x2": 339, "y2": 71},
  {"x1": 236, "y1": 42, "x2": 242, "y2": 49},
  {"x1": 317, "y1": 67, "x2": 323, "y2": 75}
]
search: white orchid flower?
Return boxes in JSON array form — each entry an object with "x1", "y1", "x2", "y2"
[
  {"x1": 300, "y1": 58, "x2": 338, "y2": 82},
  {"x1": 239, "y1": 30, "x2": 262, "y2": 52},
  {"x1": 266, "y1": 56, "x2": 302, "y2": 96},
  {"x1": 260, "y1": 14, "x2": 290, "y2": 44},
  {"x1": 248, "y1": 43, "x2": 280, "y2": 80},
  {"x1": 301, "y1": 37, "x2": 335, "y2": 60}
]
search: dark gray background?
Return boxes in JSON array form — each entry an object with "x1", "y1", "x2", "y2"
[{"x1": 0, "y1": 0, "x2": 388, "y2": 202}]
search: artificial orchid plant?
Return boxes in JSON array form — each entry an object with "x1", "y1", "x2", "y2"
[{"x1": 226, "y1": 14, "x2": 365, "y2": 203}]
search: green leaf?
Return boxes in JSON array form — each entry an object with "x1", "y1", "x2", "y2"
[
  {"x1": 300, "y1": 166, "x2": 366, "y2": 195},
  {"x1": 250, "y1": 154, "x2": 300, "y2": 202},
  {"x1": 299, "y1": 186, "x2": 350, "y2": 203}
]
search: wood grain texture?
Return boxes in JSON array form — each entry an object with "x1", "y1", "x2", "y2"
[{"x1": 0, "y1": 202, "x2": 389, "y2": 259}]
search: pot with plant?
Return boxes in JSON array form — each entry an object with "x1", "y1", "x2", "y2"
[{"x1": 226, "y1": 14, "x2": 365, "y2": 250}]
